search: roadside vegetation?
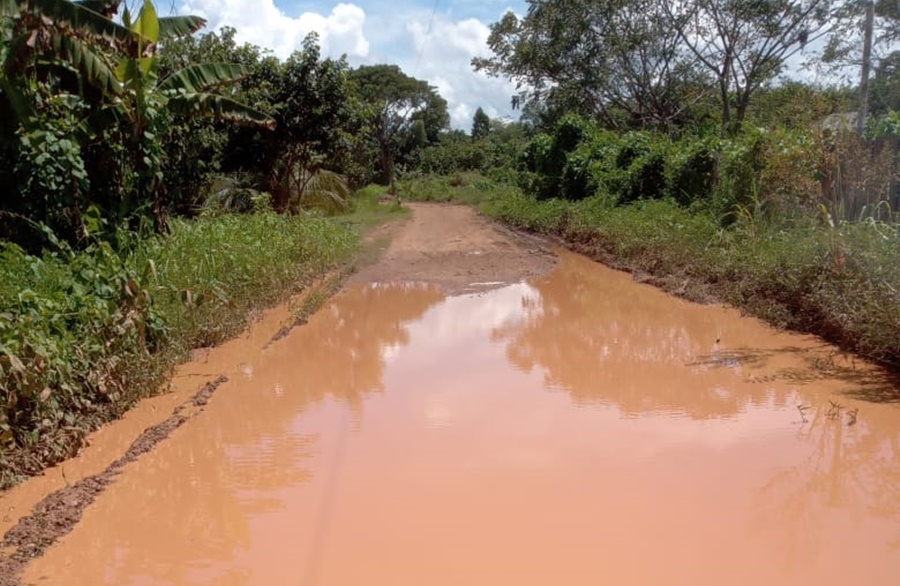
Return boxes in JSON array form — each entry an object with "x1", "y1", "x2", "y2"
[{"x1": 1, "y1": 0, "x2": 899, "y2": 486}]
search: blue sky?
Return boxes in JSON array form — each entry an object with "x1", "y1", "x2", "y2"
[{"x1": 174, "y1": 0, "x2": 527, "y2": 128}]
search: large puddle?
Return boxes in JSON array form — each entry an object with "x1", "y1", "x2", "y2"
[{"x1": 22, "y1": 251, "x2": 900, "y2": 585}]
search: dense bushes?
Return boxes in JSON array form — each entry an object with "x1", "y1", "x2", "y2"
[
  {"x1": 0, "y1": 212, "x2": 357, "y2": 488},
  {"x1": 518, "y1": 114, "x2": 899, "y2": 222}
]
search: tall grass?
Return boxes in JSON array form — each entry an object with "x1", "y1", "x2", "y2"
[
  {"x1": 340, "y1": 184, "x2": 409, "y2": 228},
  {"x1": 399, "y1": 172, "x2": 519, "y2": 204},
  {"x1": 0, "y1": 212, "x2": 357, "y2": 488}
]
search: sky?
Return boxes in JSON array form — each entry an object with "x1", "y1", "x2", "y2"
[{"x1": 173, "y1": 0, "x2": 526, "y2": 129}]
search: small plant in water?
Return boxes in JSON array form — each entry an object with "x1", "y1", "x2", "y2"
[
  {"x1": 847, "y1": 408, "x2": 859, "y2": 426},
  {"x1": 827, "y1": 400, "x2": 843, "y2": 420},
  {"x1": 796, "y1": 403, "x2": 811, "y2": 423}
]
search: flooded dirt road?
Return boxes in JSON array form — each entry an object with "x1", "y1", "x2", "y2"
[{"x1": 4, "y1": 204, "x2": 900, "y2": 585}]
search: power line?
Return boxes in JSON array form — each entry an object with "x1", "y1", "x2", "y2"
[{"x1": 413, "y1": 0, "x2": 442, "y2": 77}]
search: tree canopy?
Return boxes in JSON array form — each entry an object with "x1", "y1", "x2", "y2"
[{"x1": 349, "y1": 64, "x2": 448, "y2": 188}]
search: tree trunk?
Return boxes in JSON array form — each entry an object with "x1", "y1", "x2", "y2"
[
  {"x1": 858, "y1": 1, "x2": 875, "y2": 134},
  {"x1": 379, "y1": 137, "x2": 395, "y2": 193},
  {"x1": 719, "y1": 55, "x2": 733, "y2": 135}
]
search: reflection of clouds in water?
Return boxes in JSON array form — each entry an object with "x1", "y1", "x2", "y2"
[
  {"x1": 423, "y1": 395, "x2": 454, "y2": 429},
  {"x1": 380, "y1": 343, "x2": 402, "y2": 363},
  {"x1": 377, "y1": 283, "x2": 540, "y2": 386},
  {"x1": 423, "y1": 283, "x2": 540, "y2": 344},
  {"x1": 623, "y1": 399, "x2": 791, "y2": 460}
]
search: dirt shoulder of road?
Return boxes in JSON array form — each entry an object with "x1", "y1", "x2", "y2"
[{"x1": 0, "y1": 201, "x2": 557, "y2": 586}]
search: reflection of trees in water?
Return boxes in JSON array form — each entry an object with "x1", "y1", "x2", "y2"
[
  {"x1": 86, "y1": 283, "x2": 444, "y2": 584},
  {"x1": 752, "y1": 407, "x2": 900, "y2": 571},
  {"x1": 493, "y1": 260, "x2": 795, "y2": 419}
]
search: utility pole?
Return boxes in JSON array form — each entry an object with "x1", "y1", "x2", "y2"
[{"x1": 858, "y1": 0, "x2": 875, "y2": 134}]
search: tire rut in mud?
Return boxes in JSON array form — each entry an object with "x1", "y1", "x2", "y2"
[{"x1": 0, "y1": 375, "x2": 229, "y2": 586}]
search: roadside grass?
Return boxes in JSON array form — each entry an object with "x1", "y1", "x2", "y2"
[
  {"x1": 0, "y1": 212, "x2": 358, "y2": 489},
  {"x1": 475, "y1": 179, "x2": 900, "y2": 376},
  {"x1": 399, "y1": 172, "x2": 517, "y2": 204},
  {"x1": 340, "y1": 184, "x2": 409, "y2": 229}
]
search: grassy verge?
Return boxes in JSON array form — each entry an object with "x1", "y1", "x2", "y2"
[
  {"x1": 399, "y1": 172, "x2": 519, "y2": 204},
  {"x1": 340, "y1": 184, "x2": 409, "y2": 228},
  {"x1": 416, "y1": 173, "x2": 900, "y2": 377},
  {"x1": 0, "y1": 212, "x2": 357, "y2": 488}
]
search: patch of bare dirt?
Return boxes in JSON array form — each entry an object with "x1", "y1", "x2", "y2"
[
  {"x1": 0, "y1": 376, "x2": 228, "y2": 586},
  {"x1": 348, "y1": 203, "x2": 557, "y2": 293}
]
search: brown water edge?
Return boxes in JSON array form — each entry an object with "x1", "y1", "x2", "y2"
[{"x1": 15, "y1": 250, "x2": 900, "y2": 585}]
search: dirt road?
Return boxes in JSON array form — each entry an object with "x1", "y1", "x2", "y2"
[
  {"x1": 0, "y1": 203, "x2": 556, "y2": 586},
  {"x1": 2, "y1": 203, "x2": 899, "y2": 586},
  {"x1": 350, "y1": 203, "x2": 556, "y2": 293}
]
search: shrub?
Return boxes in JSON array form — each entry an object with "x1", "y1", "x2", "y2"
[
  {"x1": 666, "y1": 137, "x2": 720, "y2": 206},
  {"x1": 620, "y1": 144, "x2": 669, "y2": 204}
]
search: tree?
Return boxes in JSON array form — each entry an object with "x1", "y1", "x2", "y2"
[
  {"x1": 157, "y1": 26, "x2": 277, "y2": 211},
  {"x1": 0, "y1": 0, "x2": 144, "y2": 244},
  {"x1": 473, "y1": 0, "x2": 708, "y2": 132},
  {"x1": 91, "y1": 1, "x2": 274, "y2": 231},
  {"x1": 870, "y1": 50, "x2": 900, "y2": 114},
  {"x1": 666, "y1": 0, "x2": 840, "y2": 133},
  {"x1": 213, "y1": 33, "x2": 356, "y2": 212},
  {"x1": 348, "y1": 64, "x2": 448, "y2": 189},
  {"x1": 472, "y1": 107, "x2": 491, "y2": 139}
]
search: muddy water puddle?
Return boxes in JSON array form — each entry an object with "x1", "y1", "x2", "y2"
[{"x1": 21, "y1": 251, "x2": 900, "y2": 585}]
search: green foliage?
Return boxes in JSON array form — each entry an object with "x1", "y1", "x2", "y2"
[
  {"x1": 416, "y1": 125, "x2": 527, "y2": 181},
  {"x1": 512, "y1": 117, "x2": 893, "y2": 224},
  {"x1": 474, "y1": 0, "x2": 706, "y2": 131},
  {"x1": 200, "y1": 174, "x2": 272, "y2": 215},
  {"x1": 0, "y1": 233, "x2": 164, "y2": 475},
  {"x1": 617, "y1": 135, "x2": 670, "y2": 204},
  {"x1": 873, "y1": 109, "x2": 900, "y2": 136},
  {"x1": 471, "y1": 107, "x2": 491, "y2": 139},
  {"x1": 0, "y1": 1, "x2": 275, "y2": 248},
  {"x1": 13, "y1": 96, "x2": 91, "y2": 242},
  {"x1": 666, "y1": 136, "x2": 719, "y2": 205},
  {"x1": 521, "y1": 113, "x2": 597, "y2": 200},
  {"x1": 341, "y1": 184, "x2": 409, "y2": 227},
  {"x1": 400, "y1": 172, "x2": 516, "y2": 205},
  {"x1": 348, "y1": 64, "x2": 449, "y2": 188}
]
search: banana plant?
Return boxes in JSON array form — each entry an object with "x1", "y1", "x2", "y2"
[
  {"x1": 1, "y1": 0, "x2": 140, "y2": 98},
  {"x1": 2, "y1": 0, "x2": 275, "y2": 234},
  {"x1": 99, "y1": 0, "x2": 275, "y2": 230},
  {"x1": 114, "y1": 1, "x2": 274, "y2": 131}
]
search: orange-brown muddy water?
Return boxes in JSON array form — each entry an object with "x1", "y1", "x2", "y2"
[{"x1": 14, "y1": 249, "x2": 900, "y2": 585}]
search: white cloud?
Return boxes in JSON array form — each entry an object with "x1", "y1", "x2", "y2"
[
  {"x1": 176, "y1": 2, "x2": 519, "y2": 129},
  {"x1": 179, "y1": 1, "x2": 369, "y2": 60},
  {"x1": 403, "y1": 15, "x2": 518, "y2": 128}
]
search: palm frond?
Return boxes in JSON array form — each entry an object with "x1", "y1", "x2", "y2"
[
  {"x1": 8, "y1": 0, "x2": 140, "y2": 47},
  {"x1": 167, "y1": 92, "x2": 276, "y2": 130},
  {"x1": 52, "y1": 33, "x2": 121, "y2": 95},
  {"x1": 298, "y1": 168, "x2": 350, "y2": 214},
  {"x1": 159, "y1": 63, "x2": 249, "y2": 93},
  {"x1": 158, "y1": 16, "x2": 206, "y2": 40}
]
